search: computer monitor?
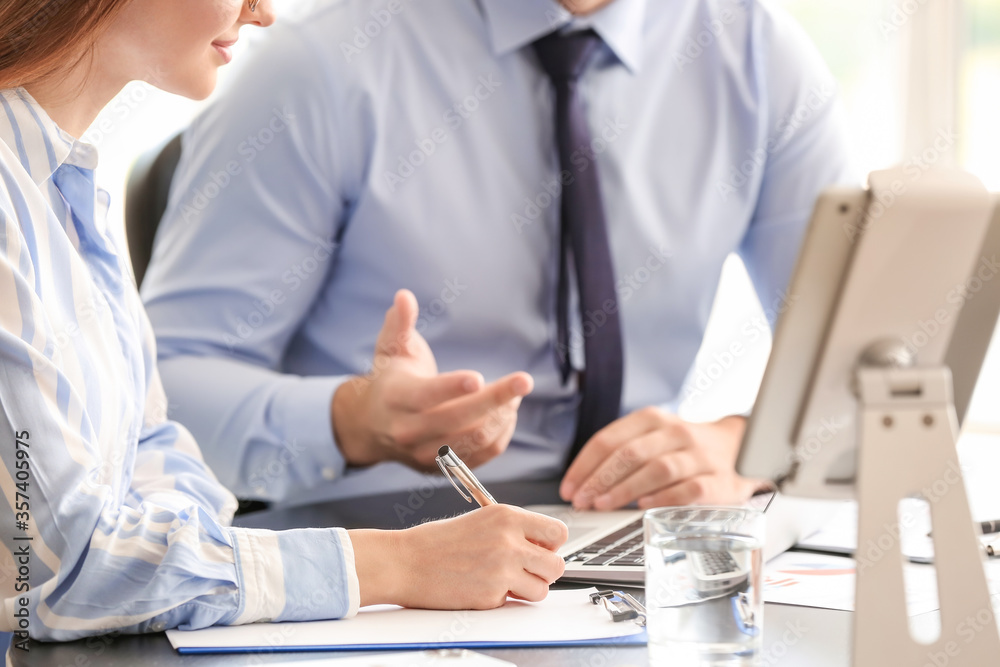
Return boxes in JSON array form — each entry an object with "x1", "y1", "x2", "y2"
[{"x1": 736, "y1": 169, "x2": 1000, "y2": 499}]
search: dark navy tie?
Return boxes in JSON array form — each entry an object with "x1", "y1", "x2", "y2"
[{"x1": 533, "y1": 30, "x2": 624, "y2": 467}]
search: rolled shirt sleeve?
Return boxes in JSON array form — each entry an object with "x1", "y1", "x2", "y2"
[{"x1": 231, "y1": 527, "x2": 360, "y2": 625}]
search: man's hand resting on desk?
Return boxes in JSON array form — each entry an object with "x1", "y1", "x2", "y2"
[
  {"x1": 561, "y1": 408, "x2": 761, "y2": 510},
  {"x1": 332, "y1": 289, "x2": 533, "y2": 472},
  {"x1": 350, "y1": 504, "x2": 568, "y2": 608}
]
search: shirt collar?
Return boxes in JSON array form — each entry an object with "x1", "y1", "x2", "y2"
[
  {"x1": 0, "y1": 88, "x2": 99, "y2": 186},
  {"x1": 480, "y1": 0, "x2": 647, "y2": 73}
]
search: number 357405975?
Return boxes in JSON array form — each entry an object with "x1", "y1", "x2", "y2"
[{"x1": 14, "y1": 431, "x2": 30, "y2": 513}]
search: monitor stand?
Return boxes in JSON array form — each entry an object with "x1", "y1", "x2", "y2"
[{"x1": 854, "y1": 362, "x2": 999, "y2": 665}]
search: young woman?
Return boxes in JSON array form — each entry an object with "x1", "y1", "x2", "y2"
[{"x1": 0, "y1": 0, "x2": 566, "y2": 640}]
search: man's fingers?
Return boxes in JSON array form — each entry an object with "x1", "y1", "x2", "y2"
[
  {"x1": 392, "y1": 289, "x2": 420, "y2": 335},
  {"x1": 560, "y1": 408, "x2": 668, "y2": 501},
  {"x1": 402, "y1": 397, "x2": 521, "y2": 470},
  {"x1": 638, "y1": 471, "x2": 760, "y2": 509},
  {"x1": 403, "y1": 370, "x2": 484, "y2": 411},
  {"x1": 375, "y1": 289, "x2": 420, "y2": 357},
  {"x1": 637, "y1": 477, "x2": 708, "y2": 508},
  {"x1": 569, "y1": 440, "x2": 652, "y2": 510},
  {"x1": 484, "y1": 372, "x2": 533, "y2": 405},
  {"x1": 455, "y1": 401, "x2": 520, "y2": 468},
  {"x1": 636, "y1": 472, "x2": 755, "y2": 509},
  {"x1": 419, "y1": 372, "x2": 533, "y2": 440},
  {"x1": 592, "y1": 448, "x2": 703, "y2": 511}
]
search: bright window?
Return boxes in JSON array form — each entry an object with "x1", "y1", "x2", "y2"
[
  {"x1": 959, "y1": 0, "x2": 1000, "y2": 427},
  {"x1": 682, "y1": 0, "x2": 1000, "y2": 429}
]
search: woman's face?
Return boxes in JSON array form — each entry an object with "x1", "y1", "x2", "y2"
[{"x1": 101, "y1": 0, "x2": 276, "y2": 99}]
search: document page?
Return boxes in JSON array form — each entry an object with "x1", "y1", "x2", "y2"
[{"x1": 167, "y1": 588, "x2": 645, "y2": 653}]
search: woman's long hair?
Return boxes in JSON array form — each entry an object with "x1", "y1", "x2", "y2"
[{"x1": 0, "y1": 1, "x2": 132, "y2": 89}]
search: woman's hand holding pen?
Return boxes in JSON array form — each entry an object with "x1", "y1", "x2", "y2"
[
  {"x1": 349, "y1": 505, "x2": 568, "y2": 609},
  {"x1": 332, "y1": 289, "x2": 533, "y2": 472}
]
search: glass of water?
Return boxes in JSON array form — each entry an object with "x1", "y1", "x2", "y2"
[{"x1": 644, "y1": 506, "x2": 765, "y2": 666}]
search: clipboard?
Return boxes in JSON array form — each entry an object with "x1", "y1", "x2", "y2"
[{"x1": 167, "y1": 588, "x2": 647, "y2": 654}]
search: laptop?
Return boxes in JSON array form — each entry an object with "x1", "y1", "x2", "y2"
[{"x1": 528, "y1": 492, "x2": 838, "y2": 585}]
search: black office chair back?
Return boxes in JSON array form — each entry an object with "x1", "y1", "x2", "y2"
[{"x1": 124, "y1": 133, "x2": 183, "y2": 287}]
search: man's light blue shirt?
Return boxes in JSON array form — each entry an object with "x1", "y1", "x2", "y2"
[{"x1": 143, "y1": 0, "x2": 855, "y2": 507}]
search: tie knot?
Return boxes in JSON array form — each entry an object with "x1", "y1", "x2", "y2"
[{"x1": 532, "y1": 29, "x2": 602, "y2": 84}]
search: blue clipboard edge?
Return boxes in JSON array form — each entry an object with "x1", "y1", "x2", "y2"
[{"x1": 175, "y1": 630, "x2": 648, "y2": 654}]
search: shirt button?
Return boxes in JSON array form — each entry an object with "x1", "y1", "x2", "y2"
[
  {"x1": 322, "y1": 467, "x2": 337, "y2": 481},
  {"x1": 152, "y1": 622, "x2": 167, "y2": 632}
]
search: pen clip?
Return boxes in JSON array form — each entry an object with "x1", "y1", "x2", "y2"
[
  {"x1": 435, "y1": 446, "x2": 497, "y2": 506},
  {"x1": 436, "y1": 452, "x2": 474, "y2": 504}
]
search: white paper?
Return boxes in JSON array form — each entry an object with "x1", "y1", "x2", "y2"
[
  {"x1": 795, "y1": 498, "x2": 936, "y2": 562},
  {"x1": 258, "y1": 649, "x2": 516, "y2": 666},
  {"x1": 167, "y1": 588, "x2": 644, "y2": 652},
  {"x1": 763, "y1": 551, "x2": 944, "y2": 615},
  {"x1": 794, "y1": 434, "x2": 1000, "y2": 564}
]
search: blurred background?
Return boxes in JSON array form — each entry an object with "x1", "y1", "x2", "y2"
[{"x1": 89, "y1": 0, "x2": 1000, "y2": 429}]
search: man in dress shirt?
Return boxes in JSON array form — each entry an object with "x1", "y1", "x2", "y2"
[{"x1": 142, "y1": 0, "x2": 854, "y2": 508}]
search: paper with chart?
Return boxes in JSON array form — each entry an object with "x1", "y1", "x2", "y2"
[
  {"x1": 763, "y1": 551, "x2": 974, "y2": 615},
  {"x1": 166, "y1": 588, "x2": 645, "y2": 653}
]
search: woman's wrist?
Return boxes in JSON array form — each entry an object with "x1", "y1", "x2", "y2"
[{"x1": 348, "y1": 528, "x2": 407, "y2": 607}]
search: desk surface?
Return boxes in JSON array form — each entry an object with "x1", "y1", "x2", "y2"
[
  {"x1": 3, "y1": 479, "x2": 937, "y2": 666},
  {"x1": 7, "y1": 603, "x2": 855, "y2": 667}
]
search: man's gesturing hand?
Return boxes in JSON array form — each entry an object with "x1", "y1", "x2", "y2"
[{"x1": 332, "y1": 289, "x2": 533, "y2": 471}]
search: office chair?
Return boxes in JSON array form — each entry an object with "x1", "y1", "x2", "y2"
[
  {"x1": 124, "y1": 132, "x2": 183, "y2": 288},
  {"x1": 123, "y1": 133, "x2": 271, "y2": 516}
]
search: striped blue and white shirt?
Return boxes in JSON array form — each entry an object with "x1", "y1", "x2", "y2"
[{"x1": 0, "y1": 88, "x2": 358, "y2": 641}]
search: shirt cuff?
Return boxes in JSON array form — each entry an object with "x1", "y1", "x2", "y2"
[
  {"x1": 229, "y1": 526, "x2": 359, "y2": 625},
  {"x1": 270, "y1": 375, "x2": 351, "y2": 484},
  {"x1": 230, "y1": 528, "x2": 287, "y2": 624},
  {"x1": 337, "y1": 528, "x2": 361, "y2": 617}
]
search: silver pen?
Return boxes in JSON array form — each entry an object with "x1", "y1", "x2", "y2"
[
  {"x1": 985, "y1": 538, "x2": 1000, "y2": 558},
  {"x1": 435, "y1": 445, "x2": 497, "y2": 507}
]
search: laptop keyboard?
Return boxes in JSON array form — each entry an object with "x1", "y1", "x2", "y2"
[
  {"x1": 564, "y1": 518, "x2": 645, "y2": 567},
  {"x1": 697, "y1": 551, "x2": 738, "y2": 575}
]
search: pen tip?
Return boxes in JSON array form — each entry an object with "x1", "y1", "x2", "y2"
[{"x1": 438, "y1": 445, "x2": 451, "y2": 457}]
